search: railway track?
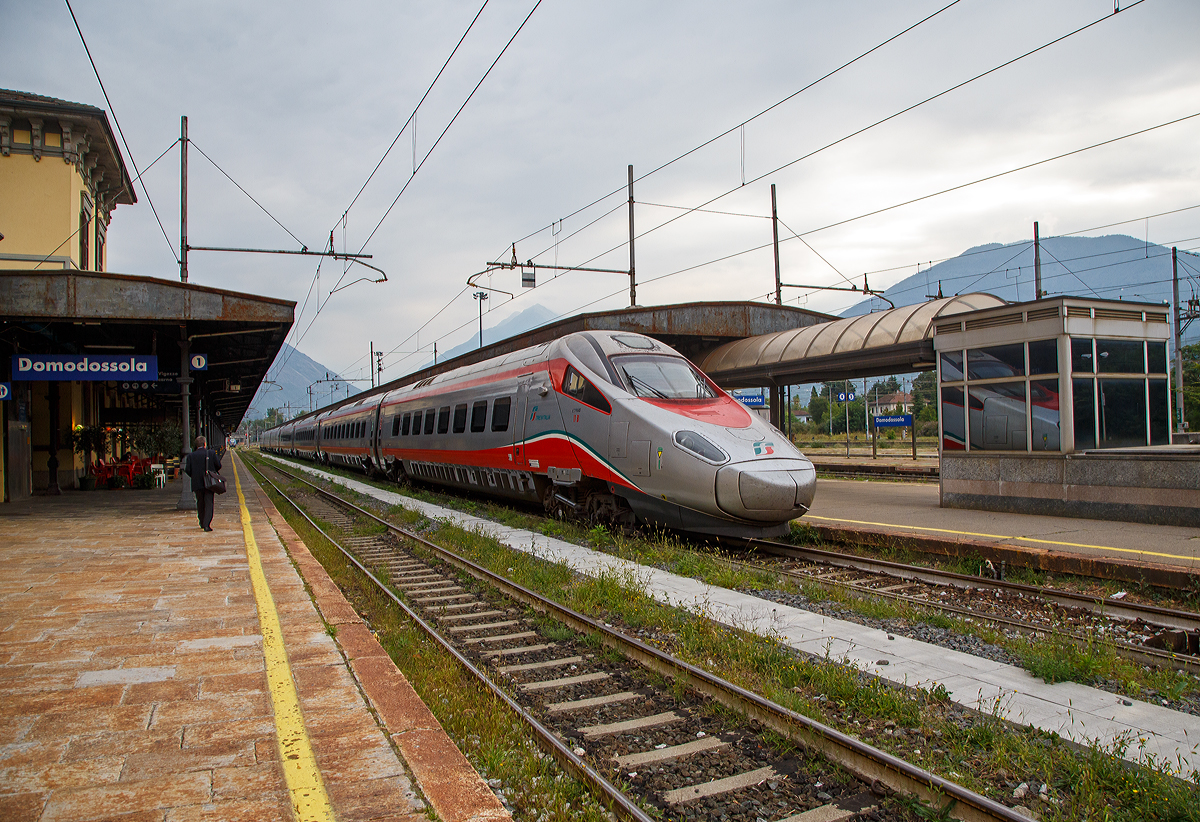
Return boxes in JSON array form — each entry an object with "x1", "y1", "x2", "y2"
[
  {"x1": 246, "y1": 456, "x2": 1031, "y2": 822},
  {"x1": 256, "y1": 452, "x2": 1200, "y2": 680},
  {"x1": 735, "y1": 539, "x2": 1200, "y2": 676}
]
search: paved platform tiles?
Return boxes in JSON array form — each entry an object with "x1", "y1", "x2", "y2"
[
  {"x1": 0, "y1": 458, "x2": 508, "y2": 822},
  {"x1": 808, "y1": 477, "x2": 1200, "y2": 573},
  {"x1": 262, "y1": 454, "x2": 1200, "y2": 776}
]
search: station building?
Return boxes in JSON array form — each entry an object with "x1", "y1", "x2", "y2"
[{"x1": 1, "y1": 89, "x2": 292, "y2": 501}]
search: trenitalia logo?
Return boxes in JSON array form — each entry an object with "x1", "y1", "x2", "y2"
[{"x1": 12, "y1": 355, "x2": 158, "y2": 381}]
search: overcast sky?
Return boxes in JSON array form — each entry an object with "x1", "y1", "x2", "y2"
[{"x1": 6, "y1": 0, "x2": 1200, "y2": 405}]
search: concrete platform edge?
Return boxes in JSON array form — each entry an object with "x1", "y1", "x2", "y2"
[
  {"x1": 808, "y1": 524, "x2": 1199, "y2": 591},
  {"x1": 246, "y1": 471, "x2": 511, "y2": 822}
]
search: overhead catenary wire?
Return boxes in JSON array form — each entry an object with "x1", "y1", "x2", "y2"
[
  {"x1": 347, "y1": 1, "x2": 1165, "y2": 388},
  {"x1": 63, "y1": 0, "x2": 179, "y2": 265},
  {"x1": 354, "y1": 0, "x2": 544, "y2": 256},
  {"x1": 550, "y1": 0, "x2": 1153, "y2": 275},
  {"x1": 497, "y1": 0, "x2": 966, "y2": 262},
  {"x1": 862, "y1": 201, "x2": 1200, "y2": 279},
  {"x1": 267, "y1": 2, "x2": 495, "y2": 386},
  {"x1": 368, "y1": 1, "x2": 977, "y2": 382},
  {"x1": 556, "y1": 105, "x2": 1200, "y2": 320},
  {"x1": 189, "y1": 140, "x2": 308, "y2": 249},
  {"x1": 339, "y1": 0, "x2": 492, "y2": 223},
  {"x1": 283, "y1": 2, "x2": 540, "y2": 386}
]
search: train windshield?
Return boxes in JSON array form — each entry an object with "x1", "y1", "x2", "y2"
[{"x1": 612, "y1": 355, "x2": 717, "y2": 400}]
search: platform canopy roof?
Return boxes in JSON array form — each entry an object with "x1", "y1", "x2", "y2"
[
  {"x1": 1, "y1": 269, "x2": 294, "y2": 429},
  {"x1": 700, "y1": 293, "x2": 1007, "y2": 387}
]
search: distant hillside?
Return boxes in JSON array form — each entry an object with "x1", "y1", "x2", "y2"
[
  {"x1": 410, "y1": 304, "x2": 560, "y2": 369},
  {"x1": 843, "y1": 233, "x2": 1199, "y2": 345},
  {"x1": 246, "y1": 343, "x2": 360, "y2": 420}
]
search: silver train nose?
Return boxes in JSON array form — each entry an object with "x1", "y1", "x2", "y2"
[{"x1": 714, "y1": 459, "x2": 816, "y2": 522}]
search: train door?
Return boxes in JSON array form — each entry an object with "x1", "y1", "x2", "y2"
[
  {"x1": 371, "y1": 403, "x2": 383, "y2": 470},
  {"x1": 513, "y1": 376, "x2": 533, "y2": 467},
  {"x1": 562, "y1": 366, "x2": 607, "y2": 475}
]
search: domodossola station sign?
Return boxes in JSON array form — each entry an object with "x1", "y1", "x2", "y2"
[{"x1": 12, "y1": 355, "x2": 158, "y2": 381}]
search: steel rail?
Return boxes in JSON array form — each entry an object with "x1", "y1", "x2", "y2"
[
  {"x1": 737, "y1": 541, "x2": 1200, "y2": 675},
  {"x1": 241, "y1": 455, "x2": 654, "y2": 822},
  {"x1": 250, "y1": 455, "x2": 1031, "y2": 822},
  {"x1": 755, "y1": 556, "x2": 1199, "y2": 675},
  {"x1": 745, "y1": 539, "x2": 1200, "y2": 633}
]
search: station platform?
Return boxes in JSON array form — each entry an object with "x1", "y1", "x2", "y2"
[
  {"x1": 261, "y1": 454, "x2": 1200, "y2": 777},
  {"x1": 0, "y1": 455, "x2": 507, "y2": 822},
  {"x1": 805, "y1": 477, "x2": 1200, "y2": 584}
]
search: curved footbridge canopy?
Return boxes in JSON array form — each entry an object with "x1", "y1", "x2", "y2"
[{"x1": 699, "y1": 293, "x2": 1006, "y2": 388}]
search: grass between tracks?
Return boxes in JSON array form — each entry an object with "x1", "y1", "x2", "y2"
[
  {"x1": 248, "y1": 452, "x2": 1200, "y2": 821},
  {"x1": 248, "y1": 461, "x2": 614, "y2": 822}
]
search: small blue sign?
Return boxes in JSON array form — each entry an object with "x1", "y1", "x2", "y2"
[
  {"x1": 12, "y1": 355, "x2": 158, "y2": 381},
  {"x1": 190, "y1": 354, "x2": 208, "y2": 371},
  {"x1": 874, "y1": 414, "x2": 913, "y2": 428},
  {"x1": 0, "y1": 382, "x2": 10, "y2": 401},
  {"x1": 735, "y1": 392, "x2": 767, "y2": 407},
  {"x1": 837, "y1": 392, "x2": 856, "y2": 402}
]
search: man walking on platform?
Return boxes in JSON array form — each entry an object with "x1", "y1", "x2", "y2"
[{"x1": 183, "y1": 436, "x2": 222, "y2": 531}]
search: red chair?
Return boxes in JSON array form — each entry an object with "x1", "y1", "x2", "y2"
[
  {"x1": 114, "y1": 461, "x2": 136, "y2": 485},
  {"x1": 91, "y1": 461, "x2": 112, "y2": 483}
]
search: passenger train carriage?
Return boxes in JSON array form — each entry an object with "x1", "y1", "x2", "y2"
[{"x1": 262, "y1": 331, "x2": 816, "y2": 539}]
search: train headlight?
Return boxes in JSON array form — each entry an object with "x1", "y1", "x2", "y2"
[{"x1": 673, "y1": 430, "x2": 727, "y2": 464}]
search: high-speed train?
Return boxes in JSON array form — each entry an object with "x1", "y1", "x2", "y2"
[{"x1": 262, "y1": 330, "x2": 816, "y2": 538}]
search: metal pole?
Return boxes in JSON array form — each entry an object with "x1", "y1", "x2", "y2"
[
  {"x1": 771, "y1": 184, "x2": 781, "y2": 305},
  {"x1": 844, "y1": 380, "x2": 850, "y2": 458},
  {"x1": 473, "y1": 291, "x2": 488, "y2": 348},
  {"x1": 628, "y1": 164, "x2": 636, "y2": 307},
  {"x1": 1033, "y1": 221, "x2": 1041, "y2": 299},
  {"x1": 1173, "y1": 246, "x2": 1185, "y2": 435},
  {"x1": 180, "y1": 116, "x2": 188, "y2": 284},
  {"x1": 176, "y1": 331, "x2": 195, "y2": 510}
]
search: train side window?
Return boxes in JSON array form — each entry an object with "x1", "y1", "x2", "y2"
[
  {"x1": 411, "y1": 411, "x2": 422, "y2": 435},
  {"x1": 470, "y1": 400, "x2": 488, "y2": 432},
  {"x1": 424, "y1": 410, "x2": 436, "y2": 435},
  {"x1": 401, "y1": 413, "x2": 412, "y2": 436},
  {"x1": 562, "y1": 366, "x2": 612, "y2": 414},
  {"x1": 453, "y1": 403, "x2": 468, "y2": 433},
  {"x1": 492, "y1": 397, "x2": 511, "y2": 432},
  {"x1": 437, "y1": 406, "x2": 451, "y2": 434}
]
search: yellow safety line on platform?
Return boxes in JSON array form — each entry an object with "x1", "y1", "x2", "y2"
[
  {"x1": 805, "y1": 514, "x2": 1196, "y2": 563},
  {"x1": 232, "y1": 456, "x2": 336, "y2": 822}
]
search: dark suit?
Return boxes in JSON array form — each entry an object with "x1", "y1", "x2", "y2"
[{"x1": 184, "y1": 448, "x2": 223, "y2": 530}]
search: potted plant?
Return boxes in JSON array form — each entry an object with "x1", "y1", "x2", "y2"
[{"x1": 67, "y1": 425, "x2": 109, "y2": 490}]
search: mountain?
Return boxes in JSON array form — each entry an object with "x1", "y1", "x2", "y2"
[
  {"x1": 842, "y1": 233, "x2": 1199, "y2": 345},
  {"x1": 416, "y1": 303, "x2": 560, "y2": 367},
  {"x1": 246, "y1": 343, "x2": 361, "y2": 420}
]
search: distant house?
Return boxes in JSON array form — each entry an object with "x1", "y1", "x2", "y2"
[{"x1": 867, "y1": 391, "x2": 912, "y2": 418}]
